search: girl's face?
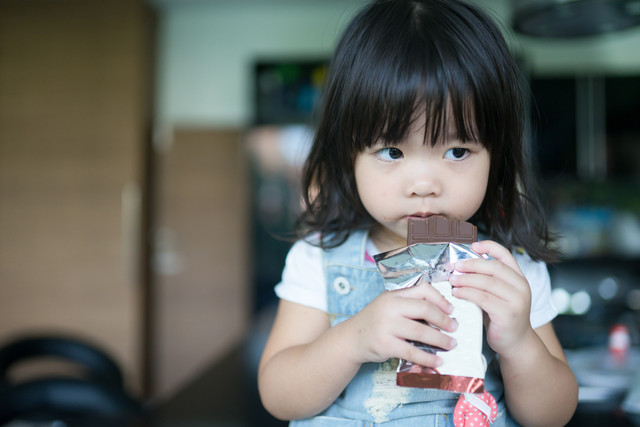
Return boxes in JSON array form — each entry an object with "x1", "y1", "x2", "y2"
[{"x1": 354, "y1": 117, "x2": 490, "y2": 252}]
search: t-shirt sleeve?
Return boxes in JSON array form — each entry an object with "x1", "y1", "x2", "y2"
[
  {"x1": 274, "y1": 239, "x2": 327, "y2": 312},
  {"x1": 514, "y1": 251, "x2": 558, "y2": 329}
]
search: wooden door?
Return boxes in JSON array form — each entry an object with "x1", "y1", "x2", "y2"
[{"x1": 0, "y1": 0, "x2": 152, "y2": 393}]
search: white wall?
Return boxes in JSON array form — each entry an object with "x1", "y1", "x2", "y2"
[
  {"x1": 153, "y1": 0, "x2": 640, "y2": 128},
  {"x1": 154, "y1": 0, "x2": 365, "y2": 127}
]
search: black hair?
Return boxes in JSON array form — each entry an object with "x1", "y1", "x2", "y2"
[{"x1": 296, "y1": 0, "x2": 557, "y2": 263}]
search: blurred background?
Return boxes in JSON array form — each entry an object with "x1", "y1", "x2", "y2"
[{"x1": 0, "y1": 0, "x2": 639, "y2": 425}]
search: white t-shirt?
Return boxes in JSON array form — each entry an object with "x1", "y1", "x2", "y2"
[{"x1": 275, "y1": 238, "x2": 557, "y2": 329}]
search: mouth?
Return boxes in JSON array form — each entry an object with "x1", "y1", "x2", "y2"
[{"x1": 406, "y1": 213, "x2": 436, "y2": 221}]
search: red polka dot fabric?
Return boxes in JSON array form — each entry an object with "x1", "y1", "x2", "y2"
[{"x1": 453, "y1": 390, "x2": 498, "y2": 426}]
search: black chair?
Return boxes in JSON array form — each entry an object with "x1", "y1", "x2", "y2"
[{"x1": 0, "y1": 334, "x2": 144, "y2": 426}]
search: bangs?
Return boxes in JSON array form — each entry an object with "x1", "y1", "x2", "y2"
[
  {"x1": 358, "y1": 63, "x2": 481, "y2": 150},
  {"x1": 346, "y1": 31, "x2": 487, "y2": 151},
  {"x1": 327, "y1": 0, "x2": 519, "y2": 155}
]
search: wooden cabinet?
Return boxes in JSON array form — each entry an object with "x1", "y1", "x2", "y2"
[
  {"x1": 0, "y1": 0, "x2": 153, "y2": 394},
  {"x1": 152, "y1": 128, "x2": 250, "y2": 398}
]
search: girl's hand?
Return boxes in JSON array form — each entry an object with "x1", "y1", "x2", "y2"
[
  {"x1": 346, "y1": 280, "x2": 458, "y2": 368},
  {"x1": 450, "y1": 240, "x2": 535, "y2": 358}
]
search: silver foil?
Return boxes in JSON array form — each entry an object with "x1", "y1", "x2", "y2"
[
  {"x1": 374, "y1": 242, "x2": 488, "y2": 392},
  {"x1": 374, "y1": 242, "x2": 487, "y2": 290}
]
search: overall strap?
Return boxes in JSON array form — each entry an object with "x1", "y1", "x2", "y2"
[{"x1": 323, "y1": 230, "x2": 370, "y2": 267}]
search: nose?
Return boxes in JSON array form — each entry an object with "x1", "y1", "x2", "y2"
[{"x1": 406, "y1": 164, "x2": 441, "y2": 198}]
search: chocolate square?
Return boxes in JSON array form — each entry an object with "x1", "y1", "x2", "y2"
[{"x1": 407, "y1": 215, "x2": 477, "y2": 245}]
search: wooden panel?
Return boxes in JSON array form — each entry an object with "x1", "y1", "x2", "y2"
[
  {"x1": 0, "y1": 0, "x2": 151, "y2": 392},
  {"x1": 153, "y1": 129, "x2": 250, "y2": 398}
]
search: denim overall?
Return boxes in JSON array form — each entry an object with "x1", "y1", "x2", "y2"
[{"x1": 291, "y1": 231, "x2": 518, "y2": 426}]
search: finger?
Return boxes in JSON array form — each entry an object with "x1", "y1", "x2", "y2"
[
  {"x1": 452, "y1": 277, "x2": 531, "y2": 323},
  {"x1": 393, "y1": 297, "x2": 458, "y2": 333},
  {"x1": 450, "y1": 271, "x2": 514, "y2": 302},
  {"x1": 471, "y1": 240, "x2": 524, "y2": 275},
  {"x1": 454, "y1": 258, "x2": 525, "y2": 292},
  {"x1": 400, "y1": 318, "x2": 457, "y2": 352},
  {"x1": 451, "y1": 282, "x2": 505, "y2": 314},
  {"x1": 396, "y1": 280, "x2": 454, "y2": 315},
  {"x1": 398, "y1": 339, "x2": 444, "y2": 369}
]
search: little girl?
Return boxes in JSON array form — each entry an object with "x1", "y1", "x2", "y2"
[{"x1": 258, "y1": 0, "x2": 578, "y2": 425}]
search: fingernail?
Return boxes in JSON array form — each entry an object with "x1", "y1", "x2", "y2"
[
  {"x1": 434, "y1": 357, "x2": 443, "y2": 367},
  {"x1": 449, "y1": 338, "x2": 457, "y2": 348},
  {"x1": 450, "y1": 318, "x2": 458, "y2": 331}
]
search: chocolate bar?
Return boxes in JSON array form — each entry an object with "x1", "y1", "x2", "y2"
[
  {"x1": 407, "y1": 216, "x2": 477, "y2": 245},
  {"x1": 377, "y1": 215, "x2": 485, "y2": 392}
]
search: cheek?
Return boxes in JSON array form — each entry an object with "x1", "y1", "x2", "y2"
[
  {"x1": 354, "y1": 166, "x2": 373, "y2": 209},
  {"x1": 474, "y1": 181, "x2": 489, "y2": 207},
  {"x1": 459, "y1": 159, "x2": 490, "y2": 213},
  {"x1": 470, "y1": 166, "x2": 490, "y2": 207},
  {"x1": 356, "y1": 180, "x2": 381, "y2": 212},
  {"x1": 474, "y1": 154, "x2": 491, "y2": 192},
  {"x1": 355, "y1": 173, "x2": 390, "y2": 218}
]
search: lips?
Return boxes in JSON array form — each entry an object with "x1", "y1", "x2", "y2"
[{"x1": 408, "y1": 213, "x2": 435, "y2": 219}]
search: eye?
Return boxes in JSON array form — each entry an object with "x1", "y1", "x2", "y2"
[
  {"x1": 444, "y1": 147, "x2": 469, "y2": 160},
  {"x1": 376, "y1": 147, "x2": 404, "y2": 161}
]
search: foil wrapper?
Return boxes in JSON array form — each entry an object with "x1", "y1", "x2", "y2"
[{"x1": 374, "y1": 242, "x2": 487, "y2": 393}]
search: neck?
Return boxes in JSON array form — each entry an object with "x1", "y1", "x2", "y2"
[{"x1": 369, "y1": 224, "x2": 406, "y2": 253}]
